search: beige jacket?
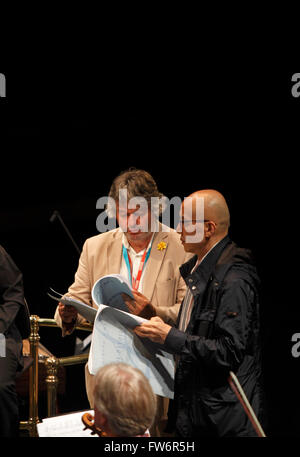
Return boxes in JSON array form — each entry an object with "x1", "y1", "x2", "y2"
[
  {"x1": 54, "y1": 224, "x2": 189, "y2": 433},
  {"x1": 54, "y1": 224, "x2": 190, "y2": 329}
]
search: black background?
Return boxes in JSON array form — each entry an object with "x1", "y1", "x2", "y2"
[{"x1": 0, "y1": 36, "x2": 299, "y2": 437}]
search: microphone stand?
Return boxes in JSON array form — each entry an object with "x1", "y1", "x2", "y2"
[{"x1": 49, "y1": 210, "x2": 81, "y2": 255}]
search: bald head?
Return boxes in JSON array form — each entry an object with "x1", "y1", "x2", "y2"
[
  {"x1": 188, "y1": 189, "x2": 230, "y2": 235},
  {"x1": 178, "y1": 189, "x2": 230, "y2": 258}
]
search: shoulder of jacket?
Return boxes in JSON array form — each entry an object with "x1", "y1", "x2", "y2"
[
  {"x1": 84, "y1": 228, "x2": 121, "y2": 248},
  {"x1": 222, "y1": 266, "x2": 256, "y2": 289},
  {"x1": 160, "y1": 223, "x2": 181, "y2": 243}
]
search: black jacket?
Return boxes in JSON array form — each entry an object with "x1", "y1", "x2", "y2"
[
  {"x1": 165, "y1": 236, "x2": 266, "y2": 437},
  {"x1": 0, "y1": 245, "x2": 30, "y2": 370}
]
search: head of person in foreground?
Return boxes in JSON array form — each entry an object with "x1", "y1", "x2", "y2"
[{"x1": 93, "y1": 362, "x2": 157, "y2": 437}]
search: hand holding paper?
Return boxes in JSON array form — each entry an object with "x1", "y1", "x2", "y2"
[
  {"x1": 58, "y1": 302, "x2": 78, "y2": 323},
  {"x1": 134, "y1": 316, "x2": 171, "y2": 344},
  {"x1": 48, "y1": 288, "x2": 97, "y2": 323},
  {"x1": 122, "y1": 290, "x2": 156, "y2": 319},
  {"x1": 88, "y1": 274, "x2": 175, "y2": 399}
]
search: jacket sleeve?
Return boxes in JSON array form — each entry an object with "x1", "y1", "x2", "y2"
[
  {"x1": 0, "y1": 247, "x2": 25, "y2": 335},
  {"x1": 164, "y1": 277, "x2": 255, "y2": 371},
  {"x1": 54, "y1": 239, "x2": 92, "y2": 334}
]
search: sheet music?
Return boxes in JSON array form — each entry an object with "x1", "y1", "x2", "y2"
[
  {"x1": 37, "y1": 410, "x2": 97, "y2": 437},
  {"x1": 48, "y1": 288, "x2": 97, "y2": 323},
  {"x1": 91, "y1": 273, "x2": 134, "y2": 312},
  {"x1": 88, "y1": 304, "x2": 175, "y2": 399},
  {"x1": 60, "y1": 296, "x2": 97, "y2": 323},
  {"x1": 50, "y1": 274, "x2": 175, "y2": 399}
]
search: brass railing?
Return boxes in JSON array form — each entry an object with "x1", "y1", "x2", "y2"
[{"x1": 19, "y1": 316, "x2": 93, "y2": 436}]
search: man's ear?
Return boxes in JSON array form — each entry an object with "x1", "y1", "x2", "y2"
[
  {"x1": 205, "y1": 221, "x2": 217, "y2": 239},
  {"x1": 94, "y1": 407, "x2": 108, "y2": 429},
  {"x1": 97, "y1": 411, "x2": 108, "y2": 427}
]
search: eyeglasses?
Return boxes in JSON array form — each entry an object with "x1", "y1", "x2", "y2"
[{"x1": 178, "y1": 219, "x2": 215, "y2": 224}]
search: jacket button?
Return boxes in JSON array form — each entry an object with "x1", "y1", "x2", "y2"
[
  {"x1": 192, "y1": 286, "x2": 196, "y2": 290},
  {"x1": 189, "y1": 278, "x2": 193, "y2": 283}
]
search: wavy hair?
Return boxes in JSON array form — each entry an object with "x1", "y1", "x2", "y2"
[{"x1": 106, "y1": 168, "x2": 166, "y2": 218}]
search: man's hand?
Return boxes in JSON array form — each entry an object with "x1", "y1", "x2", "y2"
[
  {"x1": 122, "y1": 291, "x2": 156, "y2": 320},
  {"x1": 134, "y1": 316, "x2": 171, "y2": 344},
  {"x1": 58, "y1": 302, "x2": 78, "y2": 324}
]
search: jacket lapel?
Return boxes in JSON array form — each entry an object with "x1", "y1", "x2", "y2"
[
  {"x1": 142, "y1": 228, "x2": 169, "y2": 301},
  {"x1": 107, "y1": 229, "x2": 123, "y2": 274}
]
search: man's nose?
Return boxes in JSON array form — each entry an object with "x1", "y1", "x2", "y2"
[{"x1": 128, "y1": 213, "x2": 140, "y2": 228}]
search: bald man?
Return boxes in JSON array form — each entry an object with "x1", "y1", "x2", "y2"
[{"x1": 133, "y1": 190, "x2": 266, "y2": 437}]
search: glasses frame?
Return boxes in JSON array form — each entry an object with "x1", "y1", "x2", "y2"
[{"x1": 178, "y1": 219, "x2": 217, "y2": 225}]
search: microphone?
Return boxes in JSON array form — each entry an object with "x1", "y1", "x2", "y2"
[{"x1": 49, "y1": 210, "x2": 81, "y2": 255}]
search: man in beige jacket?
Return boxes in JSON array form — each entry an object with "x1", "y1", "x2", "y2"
[{"x1": 54, "y1": 168, "x2": 189, "y2": 435}]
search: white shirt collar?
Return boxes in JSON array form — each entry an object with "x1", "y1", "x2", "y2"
[{"x1": 122, "y1": 232, "x2": 155, "y2": 255}]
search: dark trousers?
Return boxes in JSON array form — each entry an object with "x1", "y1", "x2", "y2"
[{"x1": 0, "y1": 346, "x2": 20, "y2": 437}]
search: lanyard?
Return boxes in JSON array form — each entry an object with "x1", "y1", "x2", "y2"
[{"x1": 122, "y1": 240, "x2": 152, "y2": 291}]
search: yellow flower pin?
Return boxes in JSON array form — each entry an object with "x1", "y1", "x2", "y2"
[{"x1": 157, "y1": 241, "x2": 167, "y2": 251}]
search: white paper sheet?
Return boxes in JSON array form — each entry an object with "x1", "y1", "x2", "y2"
[
  {"x1": 88, "y1": 303, "x2": 175, "y2": 399},
  {"x1": 92, "y1": 273, "x2": 134, "y2": 312},
  {"x1": 48, "y1": 288, "x2": 97, "y2": 323},
  {"x1": 37, "y1": 410, "x2": 98, "y2": 437},
  {"x1": 60, "y1": 296, "x2": 97, "y2": 323}
]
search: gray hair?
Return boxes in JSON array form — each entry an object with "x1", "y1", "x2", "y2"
[{"x1": 93, "y1": 363, "x2": 157, "y2": 436}]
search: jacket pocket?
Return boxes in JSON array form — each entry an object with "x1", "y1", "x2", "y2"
[
  {"x1": 153, "y1": 278, "x2": 176, "y2": 309},
  {"x1": 193, "y1": 309, "x2": 216, "y2": 338}
]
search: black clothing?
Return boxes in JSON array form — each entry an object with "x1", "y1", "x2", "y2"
[
  {"x1": 0, "y1": 245, "x2": 30, "y2": 437},
  {"x1": 165, "y1": 236, "x2": 266, "y2": 437}
]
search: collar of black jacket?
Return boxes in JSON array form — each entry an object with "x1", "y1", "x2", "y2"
[{"x1": 180, "y1": 235, "x2": 232, "y2": 294}]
